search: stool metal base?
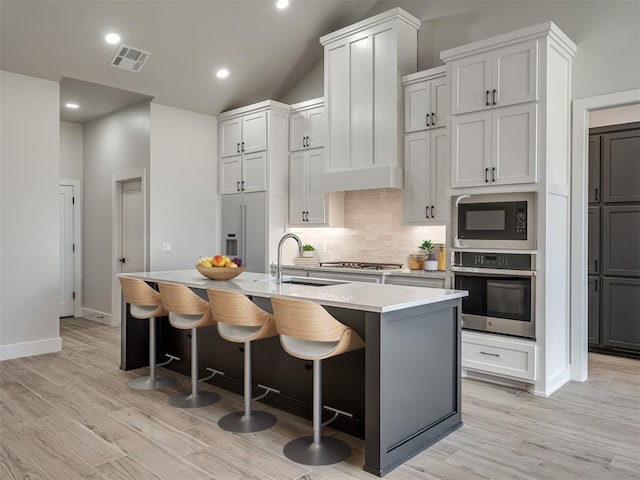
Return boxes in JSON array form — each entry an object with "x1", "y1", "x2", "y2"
[
  {"x1": 168, "y1": 390, "x2": 220, "y2": 408},
  {"x1": 283, "y1": 436, "x2": 351, "y2": 466},
  {"x1": 218, "y1": 410, "x2": 277, "y2": 433},
  {"x1": 128, "y1": 375, "x2": 176, "y2": 390}
]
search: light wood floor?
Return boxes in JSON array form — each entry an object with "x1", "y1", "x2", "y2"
[{"x1": 1, "y1": 318, "x2": 639, "y2": 480}]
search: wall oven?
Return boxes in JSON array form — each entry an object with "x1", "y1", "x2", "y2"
[
  {"x1": 452, "y1": 252, "x2": 536, "y2": 339},
  {"x1": 453, "y1": 192, "x2": 536, "y2": 250}
]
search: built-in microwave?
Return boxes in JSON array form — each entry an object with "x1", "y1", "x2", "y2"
[{"x1": 452, "y1": 192, "x2": 536, "y2": 250}]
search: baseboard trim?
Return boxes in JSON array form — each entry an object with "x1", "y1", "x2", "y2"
[
  {"x1": 81, "y1": 308, "x2": 115, "y2": 326},
  {"x1": 0, "y1": 337, "x2": 62, "y2": 361}
]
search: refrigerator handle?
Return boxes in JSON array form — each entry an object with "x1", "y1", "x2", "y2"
[{"x1": 240, "y1": 203, "x2": 246, "y2": 262}]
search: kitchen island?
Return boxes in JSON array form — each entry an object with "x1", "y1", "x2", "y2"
[{"x1": 119, "y1": 270, "x2": 467, "y2": 476}]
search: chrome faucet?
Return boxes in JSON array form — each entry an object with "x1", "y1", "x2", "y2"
[{"x1": 276, "y1": 233, "x2": 303, "y2": 283}]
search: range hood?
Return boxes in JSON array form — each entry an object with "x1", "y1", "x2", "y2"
[{"x1": 313, "y1": 165, "x2": 403, "y2": 193}]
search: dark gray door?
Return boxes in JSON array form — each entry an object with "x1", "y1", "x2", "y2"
[
  {"x1": 588, "y1": 276, "x2": 600, "y2": 345},
  {"x1": 602, "y1": 277, "x2": 640, "y2": 351},
  {"x1": 588, "y1": 207, "x2": 600, "y2": 275},
  {"x1": 602, "y1": 129, "x2": 640, "y2": 203},
  {"x1": 603, "y1": 205, "x2": 640, "y2": 277},
  {"x1": 243, "y1": 191, "x2": 267, "y2": 273},
  {"x1": 588, "y1": 134, "x2": 601, "y2": 203}
]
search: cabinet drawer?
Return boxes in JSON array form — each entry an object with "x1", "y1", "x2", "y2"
[
  {"x1": 384, "y1": 276, "x2": 444, "y2": 288},
  {"x1": 462, "y1": 333, "x2": 536, "y2": 382}
]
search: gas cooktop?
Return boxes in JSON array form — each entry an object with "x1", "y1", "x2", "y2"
[{"x1": 318, "y1": 261, "x2": 404, "y2": 270}]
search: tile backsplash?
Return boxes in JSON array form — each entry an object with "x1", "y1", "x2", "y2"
[{"x1": 289, "y1": 189, "x2": 446, "y2": 267}]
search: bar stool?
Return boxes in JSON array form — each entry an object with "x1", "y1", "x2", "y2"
[
  {"x1": 207, "y1": 289, "x2": 279, "y2": 433},
  {"x1": 119, "y1": 277, "x2": 177, "y2": 390},
  {"x1": 158, "y1": 282, "x2": 222, "y2": 408},
  {"x1": 270, "y1": 297, "x2": 365, "y2": 466}
]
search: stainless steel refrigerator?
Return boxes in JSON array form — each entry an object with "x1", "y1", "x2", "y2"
[{"x1": 221, "y1": 191, "x2": 267, "y2": 273}]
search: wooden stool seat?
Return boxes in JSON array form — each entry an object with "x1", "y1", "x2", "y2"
[
  {"x1": 119, "y1": 277, "x2": 176, "y2": 390},
  {"x1": 158, "y1": 282, "x2": 221, "y2": 408},
  {"x1": 271, "y1": 297, "x2": 365, "y2": 466},
  {"x1": 208, "y1": 289, "x2": 278, "y2": 433}
]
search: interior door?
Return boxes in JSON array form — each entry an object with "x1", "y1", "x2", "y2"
[
  {"x1": 120, "y1": 179, "x2": 144, "y2": 273},
  {"x1": 59, "y1": 185, "x2": 74, "y2": 317}
]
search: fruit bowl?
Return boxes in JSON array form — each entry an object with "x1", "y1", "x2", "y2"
[{"x1": 196, "y1": 265, "x2": 246, "y2": 280}]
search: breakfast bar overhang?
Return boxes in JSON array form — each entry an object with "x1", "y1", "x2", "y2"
[{"x1": 119, "y1": 270, "x2": 467, "y2": 476}]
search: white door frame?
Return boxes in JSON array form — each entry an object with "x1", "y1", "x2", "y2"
[
  {"x1": 59, "y1": 179, "x2": 82, "y2": 318},
  {"x1": 570, "y1": 88, "x2": 640, "y2": 381},
  {"x1": 111, "y1": 170, "x2": 148, "y2": 326}
]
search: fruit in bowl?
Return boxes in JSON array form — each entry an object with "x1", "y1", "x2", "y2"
[{"x1": 196, "y1": 255, "x2": 245, "y2": 280}]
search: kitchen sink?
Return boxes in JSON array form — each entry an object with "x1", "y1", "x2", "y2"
[{"x1": 257, "y1": 276, "x2": 347, "y2": 287}]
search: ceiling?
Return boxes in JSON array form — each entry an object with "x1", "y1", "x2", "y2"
[{"x1": 0, "y1": 0, "x2": 380, "y2": 123}]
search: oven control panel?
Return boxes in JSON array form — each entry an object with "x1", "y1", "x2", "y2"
[{"x1": 453, "y1": 252, "x2": 533, "y2": 270}]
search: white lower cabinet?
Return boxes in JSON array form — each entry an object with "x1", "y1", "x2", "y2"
[
  {"x1": 462, "y1": 331, "x2": 537, "y2": 382},
  {"x1": 384, "y1": 275, "x2": 445, "y2": 288},
  {"x1": 403, "y1": 128, "x2": 448, "y2": 224}
]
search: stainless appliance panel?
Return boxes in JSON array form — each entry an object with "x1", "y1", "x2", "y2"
[{"x1": 221, "y1": 192, "x2": 266, "y2": 273}]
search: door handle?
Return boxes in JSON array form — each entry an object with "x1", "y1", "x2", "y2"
[
  {"x1": 426, "y1": 113, "x2": 430, "y2": 126},
  {"x1": 431, "y1": 206, "x2": 435, "y2": 217},
  {"x1": 119, "y1": 257, "x2": 126, "y2": 263},
  {"x1": 237, "y1": 142, "x2": 240, "y2": 153},
  {"x1": 241, "y1": 141, "x2": 245, "y2": 152},
  {"x1": 492, "y1": 89, "x2": 496, "y2": 105},
  {"x1": 480, "y1": 351, "x2": 500, "y2": 357},
  {"x1": 595, "y1": 278, "x2": 598, "y2": 291},
  {"x1": 486, "y1": 91, "x2": 490, "y2": 106},
  {"x1": 431, "y1": 112, "x2": 435, "y2": 126},
  {"x1": 241, "y1": 180, "x2": 245, "y2": 191},
  {"x1": 485, "y1": 168, "x2": 489, "y2": 183},
  {"x1": 594, "y1": 260, "x2": 598, "y2": 272},
  {"x1": 303, "y1": 137, "x2": 306, "y2": 148},
  {"x1": 425, "y1": 206, "x2": 429, "y2": 219},
  {"x1": 594, "y1": 187, "x2": 599, "y2": 201},
  {"x1": 237, "y1": 181, "x2": 240, "y2": 192},
  {"x1": 492, "y1": 166, "x2": 496, "y2": 182}
]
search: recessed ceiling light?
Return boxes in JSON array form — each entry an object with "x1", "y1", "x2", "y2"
[
  {"x1": 276, "y1": 0, "x2": 289, "y2": 10},
  {"x1": 105, "y1": 33, "x2": 121, "y2": 44},
  {"x1": 216, "y1": 69, "x2": 229, "y2": 79},
  {"x1": 65, "y1": 103, "x2": 79, "y2": 109}
]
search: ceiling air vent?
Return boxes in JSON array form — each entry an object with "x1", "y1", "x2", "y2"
[{"x1": 110, "y1": 45, "x2": 151, "y2": 73}]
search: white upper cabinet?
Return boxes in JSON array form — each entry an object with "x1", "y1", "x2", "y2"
[
  {"x1": 315, "y1": 8, "x2": 420, "y2": 192},
  {"x1": 290, "y1": 100, "x2": 324, "y2": 152},
  {"x1": 449, "y1": 40, "x2": 538, "y2": 115},
  {"x1": 404, "y1": 67, "x2": 449, "y2": 132},
  {"x1": 219, "y1": 111, "x2": 267, "y2": 158}
]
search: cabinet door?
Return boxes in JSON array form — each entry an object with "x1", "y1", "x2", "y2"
[
  {"x1": 220, "y1": 155, "x2": 242, "y2": 195},
  {"x1": 430, "y1": 128, "x2": 449, "y2": 223},
  {"x1": 242, "y1": 111, "x2": 267, "y2": 154},
  {"x1": 602, "y1": 129, "x2": 640, "y2": 203},
  {"x1": 588, "y1": 276, "x2": 600, "y2": 345},
  {"x1": 588, "y1": 207, "x2": 600, "y2": 275},
  {"x1": 307, "y1": 107, "x2": 324, "y2": 149},
  {"x1": 405, "y1": 81, "x2": 430, "y2": 133},
  {"x1": 431, "y1": 76, "x2": 449, "y2": 129},
  {"x1": 492, "y1": 40, "x2": 538, "y2": 108},
  {"x1": 492, "y1": 103, "x2": 537, "y2": 185},
  {"x1": 242, "y1": 151, "x2": 267, "y2": 193},
  {"x1": 243, "y1": 192, "x2": 267, "y2": 273},
  {"x1": 326, "y1": 43, "x2": 351, "y2": 171},
  {"x1": 289, "y1": 111, "x2": 307, "y2": 152},
  {"x1": 603, "y1": 205, "x2": 640, "y2": 277},
  {"x1": 219, "y1": 118, "x2": 242, "y2": 158},
  {"x1": 602, "y1": 277, "x2": 640, "y2": 352},
  {"x1": 288, "y1": 151, "x2": 306, "y2": 225},
  {"x1": 403, "y1": 131, "x2": 430, "y2": 224},
  {"x1": 588, "y1": 134, "x2": 601, "y2": 203},
  {"x1": 451, "y1": 111, "x2": 491, "y2": 188},
  {"x1": 350, "y1": 35, "x2": 374, "y2": 169},
  {"x1": 450, "y1": 52, "x2": 492, "y2": 115},
  {"x1": 306, "y1": 149, "x2": 327, "y2": 225}
]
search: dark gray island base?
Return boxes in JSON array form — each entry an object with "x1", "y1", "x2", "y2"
[{"x1": 120, "y1": 273, "x2": 463, "y2": 476}]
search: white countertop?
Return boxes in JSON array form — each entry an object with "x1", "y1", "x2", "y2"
[
  {"x1": 283, "y1": 264, "x2": 447, "y2": 278},
  {"x1": 120, "y1": 269, "x2": 466, "y2": 313}
]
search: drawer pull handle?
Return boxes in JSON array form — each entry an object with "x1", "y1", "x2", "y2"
[{"x1": 480, "y1": 351, "x2": 500, "y2": 357}]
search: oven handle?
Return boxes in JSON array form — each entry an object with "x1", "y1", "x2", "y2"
[{"x1": 451, "y1": 266, "x2": 536, "y2": 276}]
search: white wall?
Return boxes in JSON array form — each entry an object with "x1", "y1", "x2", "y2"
[
  {"x1": 0, "y1": 70, "x2": 61, "y2": 360},
  {"x1": 60, "y1": 121, "x2": 82, "y2": 180},
  {"x1": 149, "y1": 103, "x2": 218, "y2": 270},
  {"x1": 281, "y1": 1, "x2": 640, "y2": 103},
  {"x1": 589, "y1": 104, "x2": 640, "y2": 128},
  {"x1": 82, "y1": 100, "x2": 151, "y2": 317}
]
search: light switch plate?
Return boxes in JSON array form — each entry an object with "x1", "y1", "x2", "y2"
[{"x1": 162, "y1": 242, "x2": 172, "y2": 253}]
